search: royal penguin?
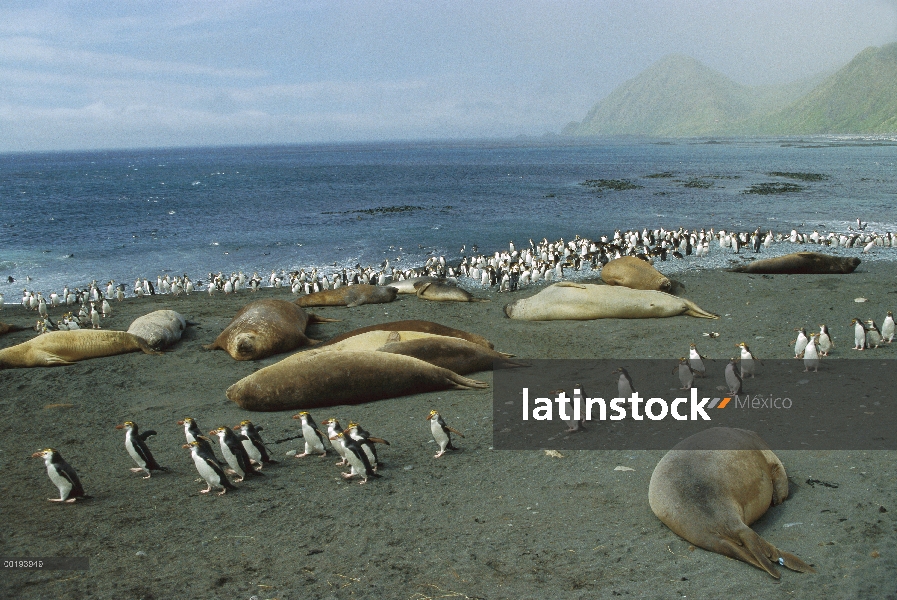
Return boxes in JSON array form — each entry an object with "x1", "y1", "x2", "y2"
[
  {"x1": 209, "y1": 427, "x2": 262, "y2": 482},
  {"x1": 724, "y1": 358, "x2": 743, "y2": 395},
  {"x1": 865, "y1": 320, "x2": 883, "y2": 349},
  {"x1": 115, "y1": 421, "x2": 166, "y2": 479},
  {"x1": 233, "y1": 420, "x2": 277, "y2": 468},
  {"x1": 178, "y1": 417, "x2": 205, "y2": 444},
  {"x1": 792, "y1": 327, "x2": 809, "y2": 358},
  {"x1": 736, "y1": 342, "x2": 761, "y2": 378},
  {"x1": 31, "y1": 448, "x2": 90, "y2": 502},
  {"x1": 817, "y1": 325, "x2": 834, "y2": 356},
  {"x1": 882, "y1": 311, "x2": 895, "y2": 343},
  {"x1": 292, "y1": 412, "x2": 327, "y2": 458},
  {"x1": 320, "y1": 418, "x2": 349, "y2": 465},
  {"x1": 427, "y1": 409, "x2": 464, "y2": 458},
  {"x1": 344, "y1": 422, "x2": 390, "y2": 471},
  {"x1": 688, "y1": 343, "x2": 707, "y2": 377},
  {"x1": 612, "y1": 367, "x2": 636, "y2": 397},
  {"x1": 673, "y1": 358, "x2": 694, "y2": 390},
  {"x1": 803, "y1": 333, "x2": 819, "y2": 372},
  {"x1": 851, "y1": 318, "x2": 867, "y2": 350},
  {"x1": 183, "y1": 440, "x2": 236, "y2": 496},
  {"x1": 332, "y1": 432, "x2": 380, "y2": 484}
]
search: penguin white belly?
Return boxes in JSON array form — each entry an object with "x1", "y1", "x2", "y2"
[
  {"x1": 47, "y1": 466, "x2": 73, "y2": 500},
  {"x1": 430, "y1": 421, "x2": 450, "y2": 452},
  {"x1": 241, "y1": 439, "x2": 262, "y2": 463},
  {"x1": 192, "y1": 454, "x2": 222, "y2": 488}
]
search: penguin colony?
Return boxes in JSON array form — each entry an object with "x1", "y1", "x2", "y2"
[
  {"x1": 8, "y1": 221, "x2": 896, "y2": 333},
  {"x1": 33, "y1": 409, "x2": 461, "y2": 499}
]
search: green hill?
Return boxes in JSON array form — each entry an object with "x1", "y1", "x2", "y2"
[{"x1": 565, "y1": 44, "x2": 897, "y2": 136}]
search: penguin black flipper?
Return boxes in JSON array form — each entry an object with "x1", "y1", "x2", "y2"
[
  {"x1": 445, "y1": 426, "x2": 465, "y2": 438},
  {"x1": 367, "y1": 437, "x2": 390, "y2": 446},
  {"x1": 139, "y1": 430, "x2": 157, "y2": 441},
  {"x1": 204, "y1": 457, "x2": 237, "y2": 490}
]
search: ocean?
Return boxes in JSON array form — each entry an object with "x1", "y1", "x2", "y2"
[{"x1": 2, "y1": 136, "x2": 896, "y2": 293}]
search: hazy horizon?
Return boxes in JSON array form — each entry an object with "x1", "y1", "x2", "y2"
[{"x1": 2, "y1": 1, "x2": 896, "y2": 153}]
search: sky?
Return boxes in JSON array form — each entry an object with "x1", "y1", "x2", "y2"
[{"x1": 1, "y1": 0, "x2": 896, "y2": 153}]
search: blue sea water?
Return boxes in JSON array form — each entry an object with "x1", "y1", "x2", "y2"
[{"x1": 2, "y1": 136, "x2": 896, "y2": 293}]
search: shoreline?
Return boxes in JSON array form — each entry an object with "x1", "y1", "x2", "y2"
[{"x1": 2, "y1": 263, "x2": 895, "y2": 599}]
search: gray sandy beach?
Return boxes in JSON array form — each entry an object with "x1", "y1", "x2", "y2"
[{"x1": 1, "y1": 262, "x2": 895, "y2": 599}]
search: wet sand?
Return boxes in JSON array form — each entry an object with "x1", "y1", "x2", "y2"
[{"x1": 1, "y1": 263, "x2": 895, "y2": 599}]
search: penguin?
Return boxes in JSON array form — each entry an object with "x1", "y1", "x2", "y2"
[
  {"x1": 115, "y1": 421, "x2": 166, "y2": 479},
  {"x1": 332, "y1": 432, "x2": 380, "y2": 484},
  {"x1": 673, "y1": 358, "x2": 694, "y2": 390},
  {"x1": 803, "y1": 333, "x2": 819, "y2": 373},
  {"x1": 233, "y1": 420, "x2": 277, "y2": 468},
  {"x1": 612, "y1": 367, "x2": 636, "y2": 397},
  {"x1": 31, "y1": 448, "x2": 91, "y2": 502},
  {"x1": 851, "y1": 318, "x2": 867, "y2": 350},
  {"x1": 209, "y1": 427, "x2": 262, "y2": 482},
  {"x1": 321, "y1": 418, "x2": 349, "y2": 465},
  {"x1": 183, "y1": 440, "x2": 236, "y2": 496},
  {"x1": 688, "y1": 343, "x2": 707, "y2": 377},
  {"x1": 724, "y1": 358, "x2": 742, "y2": 395},
  {"x1": 292, "y1": 412, "x2": 327, "y2": 458},
  {"x1": 178, "y1": 417, "x2": 205, "y2": 444},
  {"x1": 344, "y1": 422, "x2": 390, "y2": 470},
  {"x1": 882, "y1": 311, "x2": 895, "y2": 343},
  {"x1": 865, "y1": 320, "x2": 883, "y2": 349},
  {"x1": 792, "y1": 327, "x2": 809, "y2": 358},
  {"x1": 817, "y1": 325, "x2": 834, "y2": 356},
  {"x1": 736, "y1": 342, "x2": 761, "y2": 378},
  {"x1": 427, "y1": 409, "x2": 464, "y2": 458}
]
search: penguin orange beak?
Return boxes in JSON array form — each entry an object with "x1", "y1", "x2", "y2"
[
  {"x1": 177, "y1": 420, "x2": 185, "y2": 425},
  {"x1": 115, "y1": 424, "x2": 124, "y2": 429},
  {"x1": 232, "y1": 425, "x2": 241, "y2": 430},
  {"x1": 426, "y1": 413, "x2": 434, "y2": 420},
  {"x1": 31, "y1": 451, "x2": 44, "y2": 458},
  {"x1": 291, "y1": 414, "x2": 302, "y2": 420},
  {"x1": 181, "y1": 443, "x2": 192, "y2": 449}
]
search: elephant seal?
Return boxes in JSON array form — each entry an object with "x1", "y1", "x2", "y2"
[
  {"x1": 388, "y1": 276, "x2": 452, "y2": 294},
  {"x1": 504, "y1": 282, "x2": 718, "y2": 320},
  {"x1": 0, "y1": 330, "x2": 161, "y2": 368},
  {"x1": 601, "y1": 256, "x2": 671, "y2": 292},
  {"x1": 415, "y1": 281, "x2": 487, "y2": 302},
  {"x1": 295, "y1": 284, "x2": 398, "y2": 307},
  {"x1": 727, "y1": 252, "x2": 860, "y2": 274},
  {"x1": 320, "y1": 320, "x2": 495, "y2": 350},
  {"x1": 127, "y1": 309, "x2": 189, "y2": 349},
  {"x1": 205, "y1": 299, "x2": 335, "y2": 361},
  {"x1": 378, "y1": 334, "x2": 524, "y2": 374},
  {"x1": 649, "y1": 427, "x2": 815, "y2": 579},
  {"x1": 226, "y1": 350, "x2": 488, "y2": 411},
  {"x1": 0, "y1": 321, "x2": 28, "y2": 336}
]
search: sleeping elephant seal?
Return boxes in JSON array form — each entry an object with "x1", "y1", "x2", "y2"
[
  {"x1": 649, "y1": 427, "x2": 815, "y2": 579},
  {"x1": 415, "y1": 281, "x2": 487, "y2": 302},
  {"x1": 295, "y1": 284, "x2": 398, "y2": 307},
  {"x1": 0, "y1": 330, "x2": 160, "y2": 368},
  {"x1": 504, "y1": 282, "x2": 718, "y2": 320},
  {"x1": 226, "y1": 350, "x2": 488, "y2": 411},
  {"x1": 0, "y1": 321, "x2": 28, "y2": 336},
  {"x1": 377, "y1": 334, "x2": 524, "y2": 374},
  {"x1": 320, "y1": 320, "x2": 495, "y2": 350},
  {"x1": 727, "y1": 252, "x2": 860, "y2": 274},
  {"x1": 127, "y1": 309, "x2": 189, "y2": 349},
  {"x1": 205, "y1": 298, "x2": 335, "y2": 361},
  {"x1": 601, "y1": 256, "x2": 671, "y2": 292},
  {"x1": 388, "y1": 276, "x2": 452, "y2": 294}
]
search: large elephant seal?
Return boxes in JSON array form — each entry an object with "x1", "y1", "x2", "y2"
[
  {"x1": 295, "y1": 284, "x2": 398, "y2": 307},
  {"x1": 728, "y1": 252, "x2": 860, "y2": 274},
  {"x1": 649, "y1": 427, "x2": 815, "y2": 579},
  {"x1": 226, "y1": 350, "x2": 488, "y2": 411},
  {"x1": 0, "y1": 321, "x2": 28, "y2": 336},
  {"x1": 127, "y1": 310, "x2": 189, "y2": 349},
  {"x1": 205, "y1": 299, "x2": 334, "y2": 361},
  {"x1": 320, "y1": 320, "x2": 495, "y2": 350},
  {"x1": 601, "y1": 256, "x2": 671, "y2": 292},
  {"x1": 0, "y1": 330, "x2": 161, "y2": 368},
  {"x1": 415, "y1": 281, "x2": 486, "y2": 302},
  {"x1": 504, "y1": 282, "x2": 718, "y2": 320},
  {"x1": 377, "y1": 334, "x2": 523, "y2": 374}
]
